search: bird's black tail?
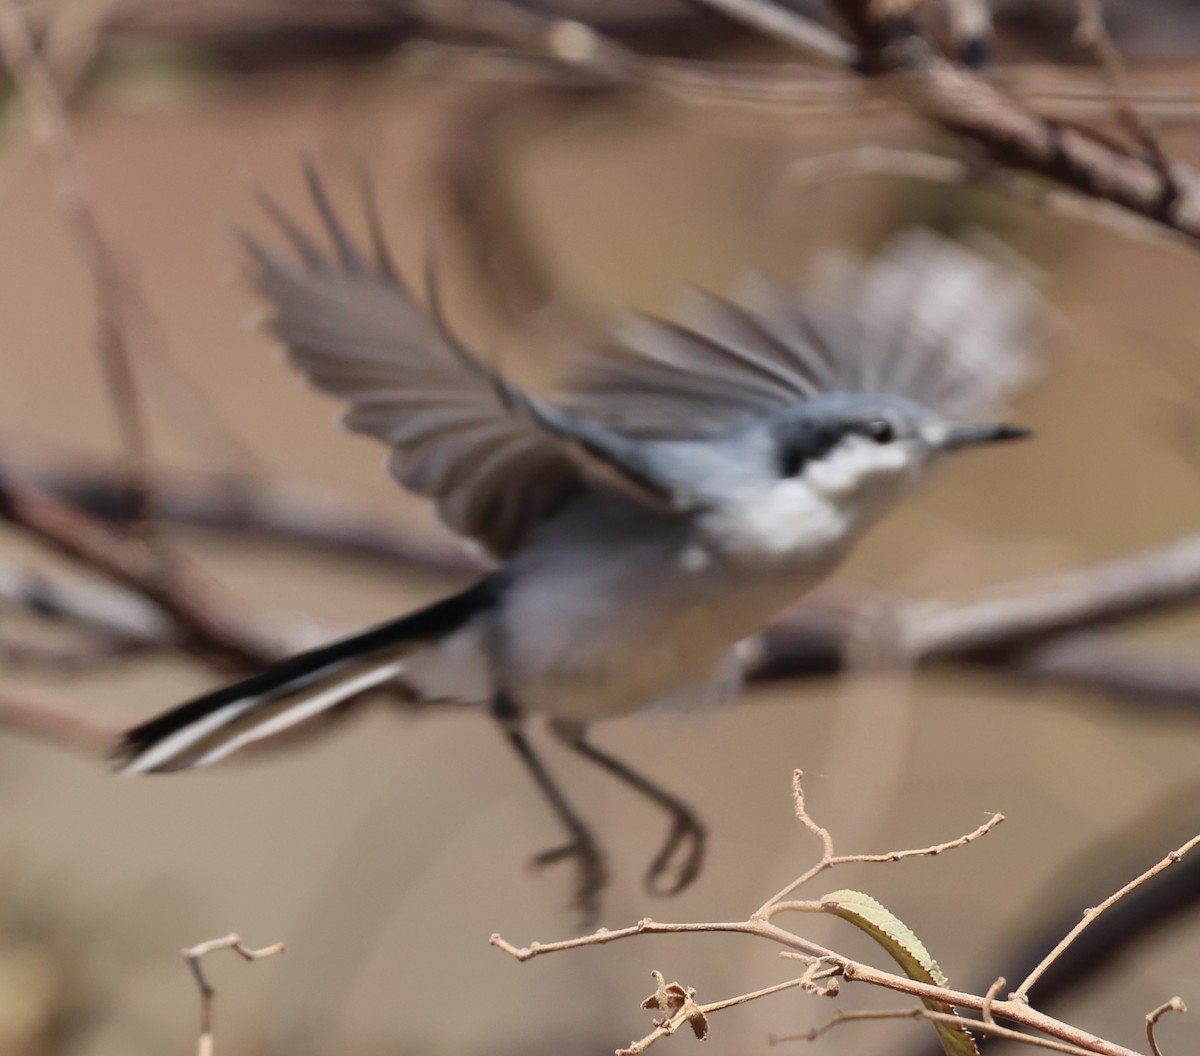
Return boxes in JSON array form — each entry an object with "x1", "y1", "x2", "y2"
[{"x1": 116, "y1": 579, "x2": 497, "y2": 774}]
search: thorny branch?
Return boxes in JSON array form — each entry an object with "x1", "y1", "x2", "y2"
[
  {"x1": 182, "y1": 932, "x2": 286, "y2": 1056},
  {"x1": 492, "y1": 771, "x2": 1182, "y2": 1056}
]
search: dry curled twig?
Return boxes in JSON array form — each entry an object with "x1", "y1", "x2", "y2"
[
  {"x1": 1146, "y1": 997, "x2": 1186, "y2": 1056},
  {"x1": 182, "y1": 933, "x2": 286, "y2": 1056}
]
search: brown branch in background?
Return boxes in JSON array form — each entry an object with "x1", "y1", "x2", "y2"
[
  {"x1": 670, "y1": 0, "x2": 853, "y2": 65},
  {"x1": 17, "y1": 455, "x2": 1200, "y2": 672},
  {"x1": 15, "y1": 455, "x2": 480, "y2": 574},
  {"x1": 0, "y1": 551, "x2": 173, "y2": 642},
  {"x1": 0, "y1": 472, "x2": 277, "y2": 670},
  {"x1": 0, "y1": 632, "x2": 151, "y2": 674},
  {"x1": 0, "y1": 0, "x2": 154, "y2": 532},
  {"x1": 1072, "y1": 0, "x2": 1174, "y2": 191},
  {"x1": 687, "y1": 0, "x2": 1200, "y2": 241},
  {"x1": 0, "y1": 688, "x2": 123, "y2": 755},
  {"x1": 424, "y1": 78, "x2": 601, "y2": 330},
  {"x1": 783, "y1": 145, "x2": 1192, "y2": 252},
  {"x1": 9, "y1": 456, "x2": 1200, "y2": 718},
  {"x1": 182, "y1": 933, "x2": 286, "y2": 1056}
]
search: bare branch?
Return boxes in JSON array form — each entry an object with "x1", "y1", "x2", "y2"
[
  {"x1": 1013, "y1": 834, "x2": 1200, "y2": 1001},
  {"x1": 0, "y1": 554, "x2": 172, "y2": 642},
  {"x1": 0, "y1": 472, "x2": 277, "y2": 669},
  {"x1": 491, "y1": 772, "x2": 1168, "y2": 1056},
  {"x1": 691, "y1": 0, "x2": 1200, "y2": 244},
  {"x1": 1072, "y1": 0, "x2": 1173, "y2": 191},
  {"x1": 14, "y1": 456, "x2": 480, "y2": 575},
  {"x1": 756, "y1": 769, "x2": 1002, "y2": 914},
  {"x1": 769, "y1": 1006, "x2": 924, "y2": 1045},
  {"x1": 774, "y1": 1004, "x2": 1100, "y2": 1055},
  {"x1": 784, "y1": 144, "x2": 1191, "y2": 251},
  {"x1": 673, "y1": 0, "x2": 853, "y2": 65},
  {"x1": 0, "y1": 688, "x2": 122, "y2": 755},
  {"x1": 0, "y1": 0, "x2": 153, "y2": 532}
]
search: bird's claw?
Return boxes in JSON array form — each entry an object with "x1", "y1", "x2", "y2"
[
  {"x1": 644, "y1": 808, "x2": 707, "y2": 896},
  {"x1": 530, "y1": 832, "x2": 608, "y2": 923}
]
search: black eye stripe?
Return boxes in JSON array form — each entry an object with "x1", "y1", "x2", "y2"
[
  {"x1": 777, "y1": 426, "x2": 844, "y2": 477},
  {"x1": 776, "y1": 416, "x2": 903, "y2": 477}
]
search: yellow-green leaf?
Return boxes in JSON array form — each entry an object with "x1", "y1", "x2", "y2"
[{"x1": 820, "y1": 889, "x2": 978, "y2": 1056}]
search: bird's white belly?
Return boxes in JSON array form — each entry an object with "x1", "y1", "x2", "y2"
[{"x1": 495, "y1": 546, "x2": 824, "y2": 722}]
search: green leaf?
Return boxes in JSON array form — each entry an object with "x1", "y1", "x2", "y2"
[{"x1": 820, "y1": 889, "x2": 979, "y2": 1056}]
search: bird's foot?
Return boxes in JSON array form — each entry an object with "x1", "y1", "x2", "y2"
[
  {"x1": 530, "y1": 831, "x2": 609, "y2": 924},
  {"x1": 644, "y1": 807, "x2": 707, "y2": 896}
]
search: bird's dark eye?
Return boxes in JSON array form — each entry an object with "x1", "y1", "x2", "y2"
[{"x1": 863, "y1": 419, "x2": 896, "y2": 444}]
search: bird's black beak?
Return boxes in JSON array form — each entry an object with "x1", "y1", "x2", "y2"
[{"x1": 941, "y1": 423, "x2": 1031, "y2": 451}]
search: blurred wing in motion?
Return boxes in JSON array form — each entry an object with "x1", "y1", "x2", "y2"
[
  {"x1": 241, "y1": 168, "x2": 685, "y2": 557},
  {"x1": 570, "y1": 228, "x2": 1042, "y2": 436}
]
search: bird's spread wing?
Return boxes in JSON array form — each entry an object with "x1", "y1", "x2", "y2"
[
  {"x1": 570, "y1": 228, "x2": 1042, "y2": 436},
  {"x1": 245, "y1": 175, "x2": 1041, "y2": 550},
  {"x1": 241, "y1": 169, "x2": 689, "y2": 557}
]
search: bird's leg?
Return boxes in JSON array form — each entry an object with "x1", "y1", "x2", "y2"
[
  {"x1": 549, "y1": 719, "x2": 707, "y2": 897},
  {"x1": 493, "y1": 697, "x2": 607, "y2": 920}
]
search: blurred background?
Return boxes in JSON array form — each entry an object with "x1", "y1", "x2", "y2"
[{"x1": 3, "y1": 2, "x2": 1200, "y2": 1055}]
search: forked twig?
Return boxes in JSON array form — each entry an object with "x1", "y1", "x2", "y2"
[
  {"x1": 1073, "y1": 0, "x2": 1175, "y2": 202},
  {"x1": 491, "y1": 770, "x2": 1200, "y2": 1055},
  {"x1": 755, "y1": 769, "x2": 1003, "y2": 916},
  {"x1": 492, "y1": 771, "x2": 1158, "y2": 1056}
]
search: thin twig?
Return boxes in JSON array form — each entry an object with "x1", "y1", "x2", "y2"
[
  {"x1": 0, "y1": 472, "x2": 277, "y2": 669},
  {"x1": 1013, "y1": 833, "x2": 1200, "y2": 1001},
  {"x1": 1073, "y1": 0, "x2": 1175, "y2": 202},
  {"x1": 773, "y1": 1004, "x2": 1098, "y2": 1054},
  {"x1": 491, "y1": 772, "x2": 1154, "y2": 1056},
  {"x1": 755, "y1": 768, "x2": 1002, "y2": 915},
  {"x1": 680, "y1": 0, "x2": 854, "y2": 66},
  {"x1": 0, "y1": 0, "x2": 153, "y2": 534},
  {"x1": 182, "y1": 933, "x2": 285, "y2": 1056},
  {"x1": 783, "y1": 144, "x2": 1191, "y2": 252},
  {"x1": 770, "y1": 1006, "x2": 923, "y2": 1045},
  {"x1": 1146, "y1": 997, "x2": 1186, "y2": 1056},
  {"x1": 693, "y1": 0, "x2": 1200, "y2": 243}
]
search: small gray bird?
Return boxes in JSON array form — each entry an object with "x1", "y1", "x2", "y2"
[{"x1": 117, "y1": 171, "x2": 1041, "y2": 914}]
